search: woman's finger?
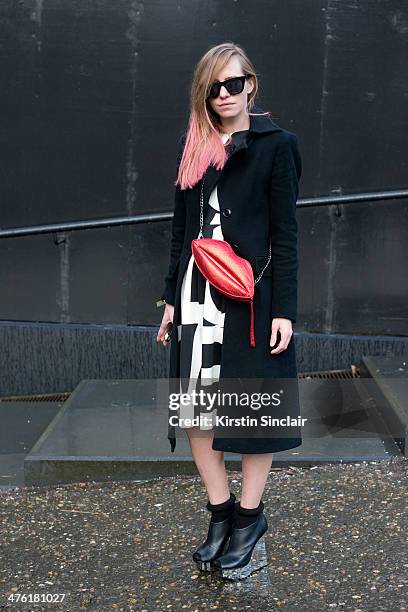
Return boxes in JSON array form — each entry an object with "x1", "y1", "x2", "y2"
[
  {"x1": 157, "y1": 304, "x2": 174, "y2": 347},
  {"x1": 157, "y1": 321, "x2": 169, "y2": 345},
  {"x1": 270, "y1": 332, "x2": 290, "y2": 354}
]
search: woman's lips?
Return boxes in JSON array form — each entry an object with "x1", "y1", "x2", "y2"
[{"x1": 218, "y1": 103, "x2": 234, "y2": 107}]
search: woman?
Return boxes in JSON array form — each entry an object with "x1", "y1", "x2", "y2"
[{"x1": 156, "y1": 42, "x2": 303, "y2": 572}]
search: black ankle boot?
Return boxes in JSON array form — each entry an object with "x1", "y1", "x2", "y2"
[
  {"x1": 212, "y1": 503, "x2": 268, "y2": 571},
  {"x1": 192, "y1": 493, "x2": 236, "y2": 570}
]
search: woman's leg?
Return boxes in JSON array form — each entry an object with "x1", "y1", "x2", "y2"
[
  {"x1": 211, "y1": 452, "x2": 272, "y2": 571},
  {"x1": 186, "y1": 428, "x2": 230, "y2": 504},
  {"x1": 241, "y1": 453, "x2": 273, "y2": 508}
]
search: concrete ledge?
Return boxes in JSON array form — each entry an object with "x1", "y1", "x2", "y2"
[{"x1": 24, "y1": 378, "x2": 400, "y2": 485}]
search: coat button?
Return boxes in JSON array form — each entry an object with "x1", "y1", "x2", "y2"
[{"x1": 222, "y1": 208, "x2": 232, "y2": 218}]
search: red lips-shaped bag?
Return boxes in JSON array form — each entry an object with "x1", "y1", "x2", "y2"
[
  {"x1": 192, "y1": 237, "x2": 257, "y2": 346},
  {"x1": 191, "y1": 177, "x2": 271, "y2": 348}
]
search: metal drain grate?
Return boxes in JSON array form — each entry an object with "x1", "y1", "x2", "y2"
[
  {"x1": 0, "y1": 391, "x2": 71, "y2": 402},
  {"x1": 0, "y1": 366, "x2": 361, "y2": 401},
  {"x1": 298, "y1": 364, "x2": 360, "y2": 379}
]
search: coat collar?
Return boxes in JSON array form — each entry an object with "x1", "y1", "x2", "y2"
[
  {"x1": 248, "y1": 111, "x2": 282, "y2": 135},
  {"x1": 227, "y1": 111, "x2": 282, "y2": 154}
]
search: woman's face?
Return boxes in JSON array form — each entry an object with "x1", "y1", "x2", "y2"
[{"x1": 207, "y1": 55, "x2": 254, "y2": 121}]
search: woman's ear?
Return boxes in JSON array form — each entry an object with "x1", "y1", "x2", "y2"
[{"x1": 246, "y1": 76, "x2": 255, "y2": 95}]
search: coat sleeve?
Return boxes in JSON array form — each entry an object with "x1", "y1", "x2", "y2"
[
  {"x1": 268, "y1": 133, "x2": 302, "y2": 324},
  {"x1": 160, "y1": 134, "x2": 187, "y2": 306}
]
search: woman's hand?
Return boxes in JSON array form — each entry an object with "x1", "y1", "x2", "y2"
[
  {"x1": 270, "y1": 318, "x2": 293, "y2": 354},
  {"x1": 157, "y1": 304, "x2": 174, "y2": 347}
]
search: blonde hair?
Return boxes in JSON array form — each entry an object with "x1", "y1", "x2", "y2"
[{"x1": 176, "y1": 42, "x2": 269, "y2": 190}]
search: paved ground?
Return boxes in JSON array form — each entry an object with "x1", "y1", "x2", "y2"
[{"x1": 1, "y1": 457, "x2": 407, "y2": 611}]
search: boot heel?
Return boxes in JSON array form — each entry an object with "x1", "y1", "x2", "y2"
[
  {"x1": 212, "y1": 512, "x2": 268, "y2": 574},
  {"x1": 195, "y1": 560, "x2": 216, "y2": 572},
  {"x1": 219, "y1": 537, "x2": 268, "y2": 580}
]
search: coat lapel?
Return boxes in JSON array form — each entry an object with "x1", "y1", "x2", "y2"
[{"x1": 202, "y1": 112, "x2": 282, "y2": 209}]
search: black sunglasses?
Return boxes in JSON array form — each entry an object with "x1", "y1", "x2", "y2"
[{"x1": 206, "y1": 74, "x2": 250, "y2": 100}]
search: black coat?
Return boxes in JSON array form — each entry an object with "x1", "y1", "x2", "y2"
[{"x1": 160, "y1": 110, "x2": 303, "y2": 454}]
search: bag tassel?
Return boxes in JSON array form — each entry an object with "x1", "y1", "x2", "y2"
[{"x1": 249, "y1": 299, "x2": 256, "y2": 348}]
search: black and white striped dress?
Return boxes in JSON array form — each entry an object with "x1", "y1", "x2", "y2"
[{"x1": 177, "y1": 131, "x2": 232, "y2": 429}]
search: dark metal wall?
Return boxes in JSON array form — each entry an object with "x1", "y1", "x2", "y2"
[
  {"x1": 1, "y1": 322, "x2": 408, "y2": 397},
  {"x1": 1, "y1": 0, "x2": 407, "y2": 336}
]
